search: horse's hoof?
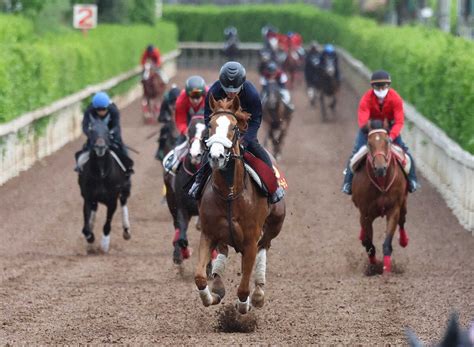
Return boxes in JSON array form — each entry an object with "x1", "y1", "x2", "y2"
[
  {"x1": 236, "y1": 297, "x2": 251, "y2": 315},
  {"x1": 173, "y1": 247, "x2": 183, "y2": 265},
  {"x1": 211, "y1": 275, "x2": 226, "y2": 299},
  {"x1": 100, "y1": 235, "x2": 110, "y2": 253},
  {"x1": 251, "y1": 286, "x2": 265, "y2": 308},
  {"x1": 383, "y1": 255, "x2": 391, "y2": 273},
  {"x1": 85, "y1": 233, "x2": 95, "y2": 244},
  {"x1": 123, "y1": 229, "x2": 131, "y2": 240}
]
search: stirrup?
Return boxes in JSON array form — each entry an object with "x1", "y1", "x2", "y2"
[{"x1": 341, "y1": 183, "x2": 352, "y2": 195}]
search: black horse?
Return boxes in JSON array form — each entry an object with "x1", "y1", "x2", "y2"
[
  {"x1": 163, "y1": 116, "x2": 206, "y2": 264},
  {"x1": 78, "y1": 116, "x2": 131, "y2": 253},
  {"x1": 221, "y1": 27, "x2": 240, "y2": 61},
  {"x1": 306, "y1": 55, "x2": 340, "y2": 121}
]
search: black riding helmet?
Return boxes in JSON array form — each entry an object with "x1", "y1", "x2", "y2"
[
  {"x1": 185, "y1": 76, "x2": 206, "y2": 98},
  {"x1": 219, "y1": 61, "x2": 246, "y2": 93},
  {"x1": 147, "y1": 44, "x2": 154, "y2": 53},
  {"x1": 167, "y1": 87, "x2": 181, "y2": 105},
  {"x1": 370, "y1": 70, "x2": 391, "y2": 85}
]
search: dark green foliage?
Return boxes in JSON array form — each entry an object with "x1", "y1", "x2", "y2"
[
  {"x1": 164, "y1": 4, "x2": 474, "y2": 153},
  {"x1": 0, "y1": 20, "x2": 177, "y2": 123}
]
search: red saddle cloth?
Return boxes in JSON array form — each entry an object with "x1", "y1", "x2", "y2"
[{"x1": 243, "y1": 152, "x2": 288, "y2": 194}]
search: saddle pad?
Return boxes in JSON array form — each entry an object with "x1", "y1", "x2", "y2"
[
  {"x1": 78, "y1": 150, "x2": 126, "y2": 172},
  {"x1": 350, "y1": 144, "x2": 411, "y2": 175},
  {"x1": 243, "y1": 152, "x2": 288, "y2": 193}
]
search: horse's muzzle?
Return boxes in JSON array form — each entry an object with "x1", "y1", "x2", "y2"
[
  {"x1": 374, "y1": 166, "x2": 387, "y2": 177},
  {"x1": 94, "y1": 138, "x2": 107, "y2": 157},
  {"x1": 210, "y1": 153, "x2": 226, "y2": 170}
]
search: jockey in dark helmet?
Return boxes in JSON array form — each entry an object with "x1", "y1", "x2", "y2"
[
  {"x1": 341, "y1": 70, "x2": 418, "y2": 195},
  {"x1": 75, "y1": 91, "x2": 134, "y2": 175},
  {"x1": 188, "y1": 61, "x2": 285, "y2": 204},
  {"x1": 155, "y1": 85, "x2": 181, "y2": 161}
]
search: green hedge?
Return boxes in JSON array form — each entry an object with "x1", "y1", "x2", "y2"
[
  {"x1": 0, "y1": 14, "x2": 34, "y2": 43},
  {"x1": 164, "y1": 5, "x2": 474, "y2": 153},
  {"x1": 0, "y1": 19, "x2": 177, "y2": 123}
]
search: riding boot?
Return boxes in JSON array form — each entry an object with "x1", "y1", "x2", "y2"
[
  {"x1": 406, "y1": 152, "x2": 418, "y2": 193},
  {"x1": 188, "y1": 154, "x2": 211, "y2": 200},
  {"x1": 341, "y1": 164, "x2": 353, "y2": 195}
]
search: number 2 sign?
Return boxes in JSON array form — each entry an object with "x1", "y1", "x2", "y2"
[{"x1": 73, "y1": 4, "x2": 98, "y2": 30}]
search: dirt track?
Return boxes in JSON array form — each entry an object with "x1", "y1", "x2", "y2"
[{"x1": 0, "y1": 68, "x2": 473, "y2": 345}]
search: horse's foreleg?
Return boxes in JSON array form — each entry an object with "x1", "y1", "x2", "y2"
[
  {"x1": 120, "y1": 183, "x2": 131, "y2": 240},
  {"x1": 360, "y1": 213, "x2": 376, "y2": 264},
  {"x1": 173, "y1": 209, "x2": 191, "y2": 264},
  {"x1": 195, "y1": 233, "x2": 220, "y2": 307},
  {"x1": 211, "y1": 244, "x2": 228, "y2": 300},
  {"x1": 101, "y1": 198, "x2": 118, "y2": 253},
  {"x1": 398, "y1": 198, "x2": 408, "y2": 248},
  {"x1": 82, "y1": 200, "x2": 95, "y2": 244},
  {"x1": 383, "y1": 208, "x2": 400, "y2": 273},
  {"x1": 89, "y1": 202, "x2": 98, "y2": 234},
  {"x1": 236, "y1": 241, "x2": 257, "y2": 314}
]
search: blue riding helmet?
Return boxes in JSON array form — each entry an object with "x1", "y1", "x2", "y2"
[
  {"x1": 92, "y1": 92, "x2": 111, "y2": 109},
  {"x1": 287, "y1": 31, "x2": 294, "y2": 37},
  {"x1": 324, "y1": 44, "x2": 335, "y2": 53}
]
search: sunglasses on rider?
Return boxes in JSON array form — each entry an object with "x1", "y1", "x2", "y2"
[{"x1": 372, "y1": 82, "x2": 390, "y2": 89}]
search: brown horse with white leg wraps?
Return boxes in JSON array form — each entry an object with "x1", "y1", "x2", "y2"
[
  {"x1": 352, "y1": 120, "x2": 409, "y2": 274},
  {"x1": 194, "y1": 96, "x2": 285, "y2": 314}
]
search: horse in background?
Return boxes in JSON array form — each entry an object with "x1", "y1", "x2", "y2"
[
  {"x1": 262, "y1": 80, "x2": 292, "y2": 159},
  {"x1": 141, "y1": 61, "x2": 166, "y2": 124},
  {"x1": 310, "y1": 55, "x2": 340, "y2": 121},
  {"x1": 351, "y1": 120, "x2": 409, "y2": 275},
  {"x1": 194, "y1": 95, "x2": 285, "y2": 315},
  {"x1": 163, "y1": 116, "x2": 206, "y2": 264},
  {"x1": 221, "y1": 26, "x2": 240, "y2": 61},
  {"x1": 78, "y1": 116, "x2": 131, "y2": 253},
  {"x1": 282, "y1": 49, "x2": 303, "y2": 90}
]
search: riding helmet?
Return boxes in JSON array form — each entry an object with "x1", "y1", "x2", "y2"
[
  {"x1": 168, "y1": 87, "x2": 181, "y2": 104},
  {"x1": 323, "y1": 44, "x2": 335, "y2": 53},
  {"x1": 92, "y1": 92, "x2": 111, "y2": 109},
  {"x1": 147, "y1": 44, "x2": 154, "y2": 53},
  {"x1": 370, "y1": 70, "x2": 391, "y2": 84},
  {"x1": 219, "y1": 61, "x2": 246, "y2": 93},
  {"x1": 266, "y1": 61, "x2": 278, "y2": 74},
  {"x1": 185, "y1": 76, "x2": 206, "y2": 98}
]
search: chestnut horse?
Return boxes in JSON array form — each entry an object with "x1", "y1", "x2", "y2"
[
  {"x1": 194, "y1": 96, "x2": 286, "y2": 314},
  {"x1": 141, "y1": 61, "x2": 166, "y2": 123},
  {"x1": 282, "y1": 49, "x2": 303, "y2": 90},
  {"x1": 352, "y1": 122, "x2": 409, "y2": 274}
]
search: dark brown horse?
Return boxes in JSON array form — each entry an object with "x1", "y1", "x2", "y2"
[
  {"x1": 352, "y1": 122, "x2": 409, "y2": 274},
  {"x1": 282, "y1": 49, "x2": 303, "y2": 90},
  {"x1": 262, "y1": 80, "x2": 292, "y2": 159},
  {"x1": 194, "y1": 96, "x2": 286, "y2": 314},
  {"x1": 141, "y1": 61, "x2": 166, "y2": 124}
]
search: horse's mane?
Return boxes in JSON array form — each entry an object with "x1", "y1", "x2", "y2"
[{"x1": 212, "y1": 98, "x2": 251, "y2": 132}]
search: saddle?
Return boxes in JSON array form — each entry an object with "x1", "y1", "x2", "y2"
[
  {"x1": 77, "y1": 150, "x2": 127, "y2": 173},
  {"x1": 243, "y1": 152, "x2": 288, "y2": 194},
  {"x1": 349, "y1": 144, "x2": 411, "y2": 175}
]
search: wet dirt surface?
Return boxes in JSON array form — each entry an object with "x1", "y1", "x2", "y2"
[{"x1": 0, "y1": 68, "x2": 472, "y2": 345}]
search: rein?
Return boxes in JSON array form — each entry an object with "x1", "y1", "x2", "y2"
[{"x1": 366, "y1": 151, "x2": 397, "y2": 194}]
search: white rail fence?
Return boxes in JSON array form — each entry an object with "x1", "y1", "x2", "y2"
[
  {"x1": 338, "y1": 47, "x2": 474, "y2": 233},
  {"x1": 0, "y1": 49, "x2": 180, "y2": 186}
]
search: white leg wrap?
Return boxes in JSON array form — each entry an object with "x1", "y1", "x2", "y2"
[
  {"x1": 89, "y1": 210, "x2": 96, "y2": 231},
  {"x1": 211, "y1": 254, "x2": 227, "y2": 278},
  {"x1": 236, "y1": 296, "x2": 250, "y2": 314},
  {"x1": 101, "y1": 234, "x2": 110, "y2": 253},
  {"x1": 198, "y1": 286, "x2": 213, "y2": 307},
  {"x1": 254, "y1": 249, "x2": 267, "y2": 285},
  {"x1": 122, "y1": 205, "x2": 130, "y2": 230}
]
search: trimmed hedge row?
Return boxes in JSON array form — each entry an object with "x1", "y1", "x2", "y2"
[
  {"x1": 0, "y1": 19, "x2": 177, "y2": 123},
  {"x1": 0, "y1": 14, "x2": 34, "y2": 43},
  {"x1": 164, "y1": 5, "x2": 474, "y2": 153}
]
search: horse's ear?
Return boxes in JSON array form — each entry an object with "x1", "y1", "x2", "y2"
[
  {"x1": 209, "y1": 93, "x2": 217, "y2": 111},
  {"x1": 231, "y1": 95, "x2": 240, "y2": 113}
]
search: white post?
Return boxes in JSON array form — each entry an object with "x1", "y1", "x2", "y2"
[{"x1": 438, "y1": 0, "x2": 451, "y2": 32}]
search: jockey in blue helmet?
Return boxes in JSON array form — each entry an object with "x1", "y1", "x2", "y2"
[{"x1": 75, "y1": 91, "x2": 134, "y2": 175}]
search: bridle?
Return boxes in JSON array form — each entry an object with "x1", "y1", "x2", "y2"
[{"x1": 366, "y1": 129, "x2": 397, "y2": 194}]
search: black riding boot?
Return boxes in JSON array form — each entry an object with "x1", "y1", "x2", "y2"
[{"x1": 188, "y1": 152, "x2": 211, "y2": 200}]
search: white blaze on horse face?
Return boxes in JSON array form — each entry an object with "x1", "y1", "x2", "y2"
[
  {"x1": 209, "y1": 116, "x2": 231, "y2": 167},
  {"x1": 190, "y1": 123, "x2": 206, "y2": 159}
]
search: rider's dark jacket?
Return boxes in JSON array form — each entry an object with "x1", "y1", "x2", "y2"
[
  {"x1": 82, "y1": 103, "x2": 122, "y2": 148},
  {"x1": 205, "y1": 80, "x2": 262, "y2": 144}
]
